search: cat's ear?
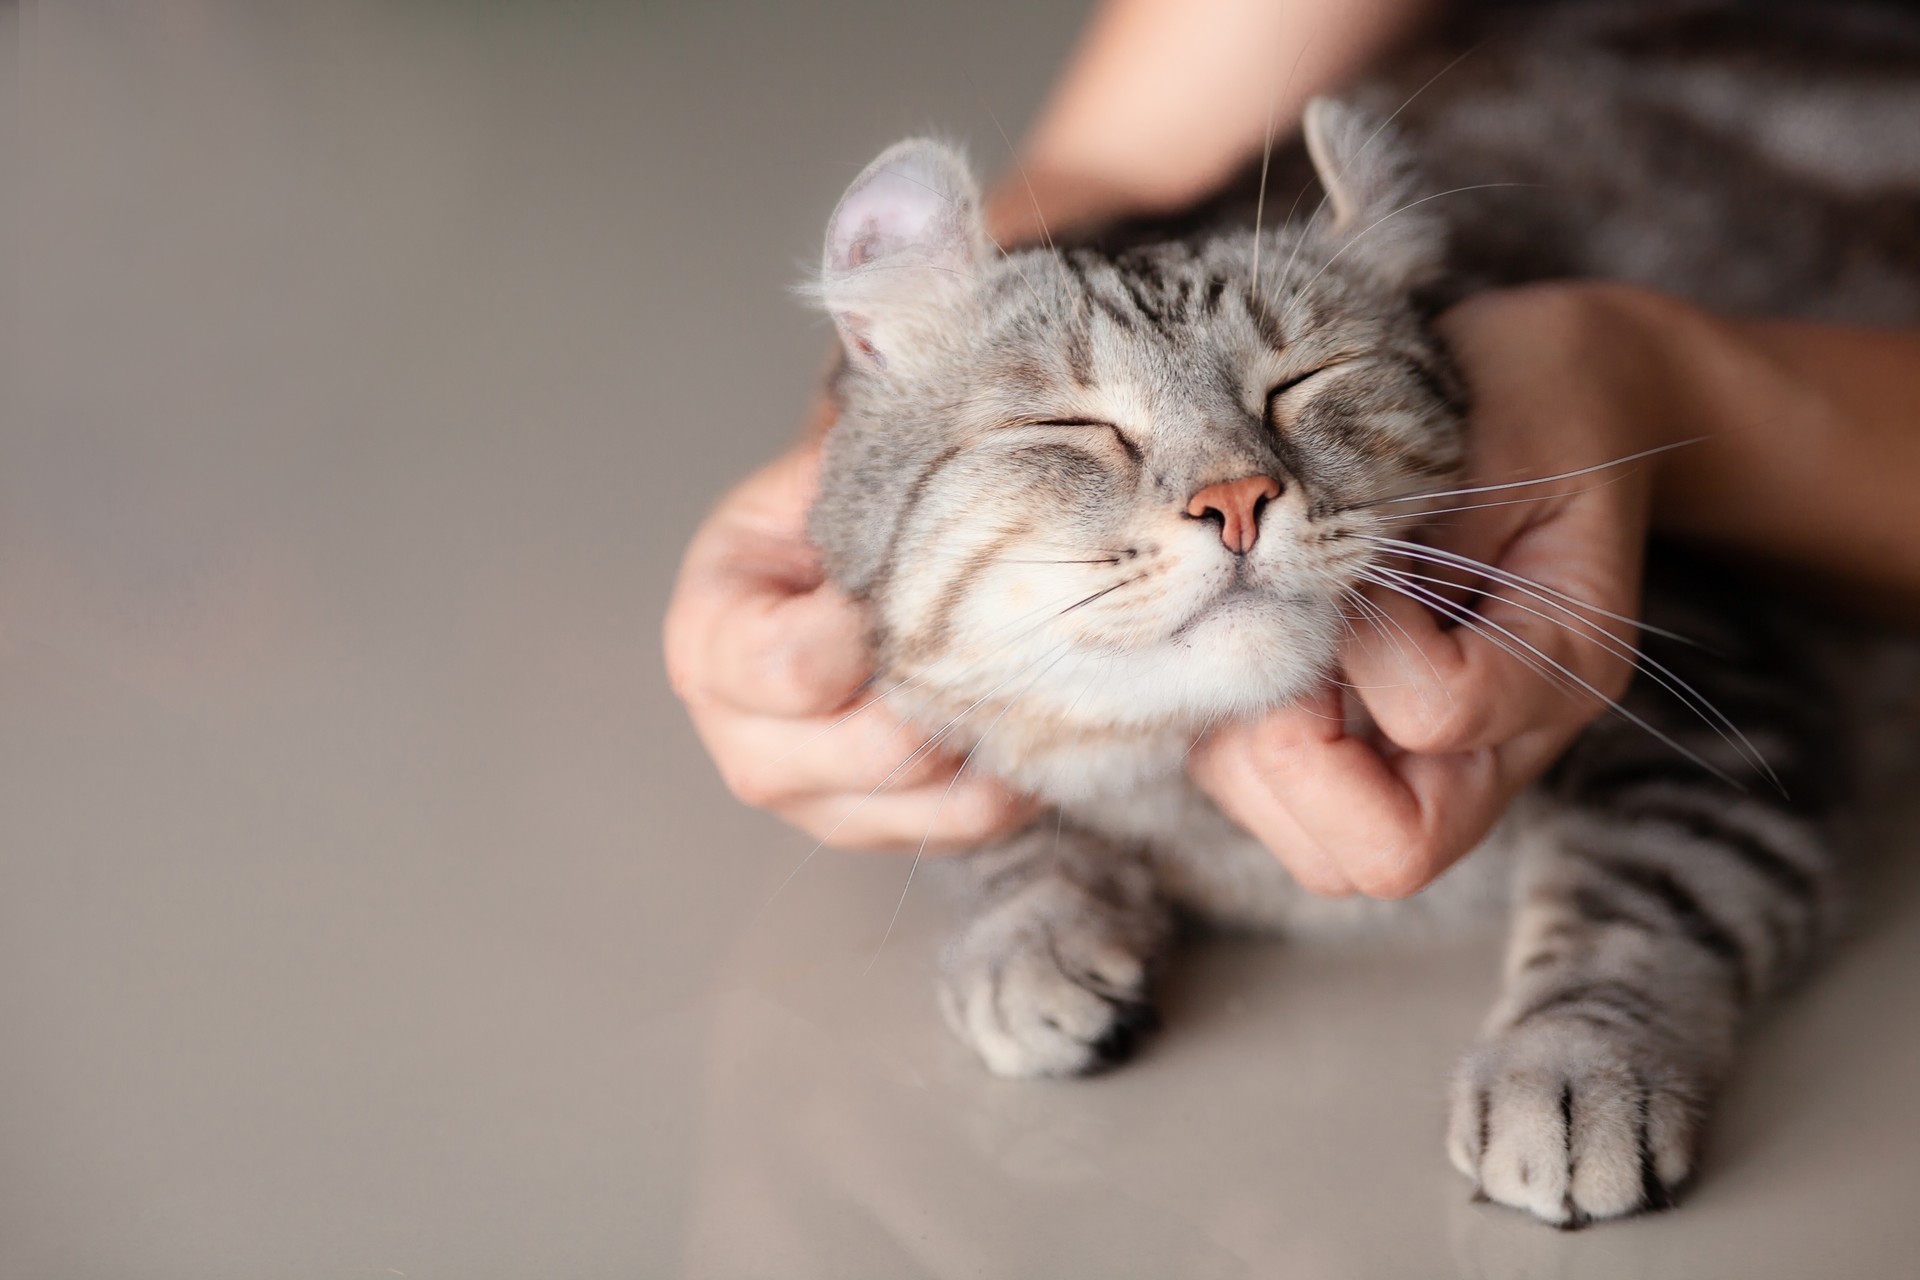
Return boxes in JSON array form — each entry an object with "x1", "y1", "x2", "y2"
[
  {"x1": 816, "y1": 138, "x2": 986, "y2": 370},
  {"x1": 1301, "y1": 96, "x2": 1445, "y2": 290}
]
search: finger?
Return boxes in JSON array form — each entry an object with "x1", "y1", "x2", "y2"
[
  {"x1": 786, "y1": 777, "x2": 1041, "y2": 854},
  {"x1": 694, "y1": 702, "x2": 968, "y2": 809},
  {"x1": 1217, "y1": 690, "x2": 1504, "y2": 898},
  {"x1": 665, "y1": 446, "x2": 876, "y2": 717},
  {"x1": 1348, "y1": 498, "x2": 1643, "y2": 755},
  {"x1": 698, "y1": 577, "x2": 874, "y2": 717},
  {"x1": 1189, "y1": 694, "x2": 1360, "y2": 897},
  {"x1": 1332, "y1": 719, "x2": 1574, "y2": 895}
]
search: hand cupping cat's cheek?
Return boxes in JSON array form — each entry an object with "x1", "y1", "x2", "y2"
[
  {"x1": 1342, "y1": 482, "x2": 1644, "y2": 762},
  {"x1": 665, "y1": 439, "x2": 874, "y2": 721},
  {"x1": 681, "y1": 567, "x2": 873, "y2": 720}
]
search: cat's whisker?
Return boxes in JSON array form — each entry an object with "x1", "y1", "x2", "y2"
[
  {"x1": 960, "y1": 66, "x2": 1067, "y2": 330},
  {"x1": 1362, "y1": 566, "x2": 1746, "y2": 790},
  {"x1": 1359, "y1": 40, "x2": 1490, "y2": 160},
  {"x1": 1373, "y1": 475, "x2": 1628, "y2": 522},
  {"x1": 1055, "y1": 575, "x2": 1141, "y2": 617},
  {"x1": 767, "y1": 548, "x2": 1143, "y2": 773},
  {"x1": 1271, "y1": 40, "x2": 1488, "y2": 314},
  {"x1": 1361, "y1": 566, "x2": 1605, "y2": 695},
  {"x1": 1350, "y1": 438, "x2": 1708, "y2": 511},
  {"x1": 991, "y1": 235, "x2": 1052, "y2": 315},
  {"x1": 1250, "y1": 37, "x2": 1314, "y2": 313},
  {"x1": 1360, "y1": 567, "x2": 1606, "y2": 728},
  {"x1": 763, "y1": 580, "x2": 1114, "y2": 769},
  {"x1": 968, "y1": 72, "x2": 1056, "y2": 256},
  {"x1": 1338, "y1": 582, "x2": 1452, "y2": 712},
  {"x1": 1377, "y1": 562, "x2": 1778, "y2": 787},
  {"x1": 755, "y1": 574, "x2": 1143, "y2": 924},
  {"x1": 1178, "y1": 721, "x2": 1214, "y2": 766},
  {"x1": 1281, "y1": 182, "x2": 1544, "y2": 329},
  {"x1": 1356, "y1": 533, "x2": 1703, "y2": 648}
]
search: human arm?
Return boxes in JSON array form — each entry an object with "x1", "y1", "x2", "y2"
[{"x1": 989, "y1": 0, "x2": 1439, "y2": 241}]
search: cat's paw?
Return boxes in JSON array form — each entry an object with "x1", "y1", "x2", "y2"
[
  {"x1": 1447, "y1": 1019, "x2": 1706, "y2": 1228},
  {"x1": 937, "y1": 879, "x2": 1164, "y2": 1079}
]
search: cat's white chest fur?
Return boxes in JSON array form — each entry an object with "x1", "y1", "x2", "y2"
[{"x1": 940, "y1": 695, "x2": 1519, "y2": 935}]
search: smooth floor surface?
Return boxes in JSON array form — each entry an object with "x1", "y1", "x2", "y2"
[{"x1": 9, "y1": 3, "x2": 1920, "y2": 1277}]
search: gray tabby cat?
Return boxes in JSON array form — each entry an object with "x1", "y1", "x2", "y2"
[{"x1": 803, "y1": 1, "x2": 1920, "y2": 1227}]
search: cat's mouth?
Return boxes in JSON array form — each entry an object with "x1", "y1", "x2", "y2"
[{"x1": 1166, "y1": 571, "x2": 1321, "y2": 642}]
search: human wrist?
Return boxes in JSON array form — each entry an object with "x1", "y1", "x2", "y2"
[
  {"x1": 1602, "y1": 287, "x2": 1832, "y2": 548},
  {"x1": 1437, "y1": 280, "x2": 1694, "y2": 482},
  {"x1": 1538, "y1": 281, "x2": 1704, "y2": 456}
]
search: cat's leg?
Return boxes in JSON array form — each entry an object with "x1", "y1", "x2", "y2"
[
  {"x1": 1447, "y1": 557, "x2": 1852, "y2": 1227},
  {"x1": 934, "y1": 819, "x2": 1172, "y2": 1078},
  {"x1": 1449, "y1": 772, "x2": 1843, "y2": 1226}
]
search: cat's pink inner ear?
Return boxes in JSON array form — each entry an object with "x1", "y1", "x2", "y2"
[
  {"x1": 818, "y1": 141, "x2": 981, "y2": 369},
  {"x1": 828, "y1": 164, "x2": 953, "y2": 275}
]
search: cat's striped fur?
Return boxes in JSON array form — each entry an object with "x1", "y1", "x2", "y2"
[{"x1": 803, "y1": 0, "x2": 1920, "y2": 1227}]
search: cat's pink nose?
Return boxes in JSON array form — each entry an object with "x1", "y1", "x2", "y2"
[{"x1": 1186, "y1": 475, "x2": 1282, "y2": 554}]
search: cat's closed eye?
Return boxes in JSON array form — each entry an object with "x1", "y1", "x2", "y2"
[
  {"x1": 1004, "y1": 418, "x2": 1144, "y2": 462},
  {"x1": 1263, "y1": 360, "x2": 1352, "y2": 414}
]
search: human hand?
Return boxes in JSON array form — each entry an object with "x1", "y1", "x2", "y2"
[
  {"x1": 665, "y1": 427, "x2": 1037, "y2": 852},
  {"x1": 1193, "y1": 283, "x2": 1683, "y2": 897}
]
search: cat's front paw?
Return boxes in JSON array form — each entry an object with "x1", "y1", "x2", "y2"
[
  {"x1": 1447, "y1": 1019, "x2": 1706, "y2": 1228},
  {"x1": 937, "y1": 878, "x2": 1165, "y2": 1079}
]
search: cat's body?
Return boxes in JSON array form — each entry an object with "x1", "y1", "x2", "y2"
[{"x1": 804, "y1": 0, "x2": 1920, "y2": 1227}]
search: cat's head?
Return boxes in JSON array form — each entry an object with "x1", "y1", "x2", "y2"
[{"x1": 807, "y1": 98, "x2": 1465, "y2": 745}]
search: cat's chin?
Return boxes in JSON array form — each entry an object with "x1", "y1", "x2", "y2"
[
  {"x1": 1151, "y1": 593, "x2": 1340, "y2": 718},
  {"x1": 914, "y1": 598, "x2": 1335, "y2": 801},
  {"x1": 1018, "y1": 595, "x2": 1340, "y2": 736}
]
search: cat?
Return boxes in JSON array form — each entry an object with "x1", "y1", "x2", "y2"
[{"x1": 801, "y1": 0, "x2": 1920, "y2": 1228}]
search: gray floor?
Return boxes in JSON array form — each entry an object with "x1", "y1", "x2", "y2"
[{"x1": 8, "y1": 3, "x2": 1920, "y2": 1277}]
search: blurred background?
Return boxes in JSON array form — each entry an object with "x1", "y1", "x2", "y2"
[{"x1": 7, "y1": 3, "x2": 1920, "y2": 1277}]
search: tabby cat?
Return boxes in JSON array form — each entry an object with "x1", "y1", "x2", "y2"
[{"x1": 802, "y1": 0, "x2": 1920, "y2": 1226}]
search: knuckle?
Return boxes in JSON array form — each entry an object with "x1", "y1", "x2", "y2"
[
  {"x1": 1594, "y1": 657, "x2": 1635, "y2": 703},
  {"x1": 943, "y1": 786, "x2": 1023, "y2": 845},
  {"x1": 1385, "y1": 699, "x2": 1485, "y2": 754},
  {"x1": 1354, "y1": 841, "x2": 1438, "y2": 900},
  {"x1": 756, "y1": 641, "x2": 833, "y2": 714},
  {"x1": 1284, "y1": 855, "x2": 1355, "y2": 898},
  {"x1": 869, "y1": 750, "x2": 941, "y2": 793},
  {"x1": 661, "y1": 618, "x2": 705, "y2": 705},
  {"x1": 796, "y1": 813, "x2": 848, "y2": 847},
  {"x1": 664, "y1": 647, "x2": 704, "y2": 705},
  {"x1": 720, "y1": 761, "x2": 786, "y2": 810}
]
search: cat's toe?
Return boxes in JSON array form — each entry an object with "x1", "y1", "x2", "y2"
[
  {"x1": 1448, "y1": 1020, "x2": 1703, "y2": 1227},
  {"x1": 938, "y1": 899, "x2": 1162, "y2": 1079},
  {"x1": 1088, "y1": 999, "x2": 1159, "y2": 1068}
]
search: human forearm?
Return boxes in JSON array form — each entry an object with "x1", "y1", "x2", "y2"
[
  {"x1": 986, "y1": 0, "x2": 1439, "y2": 241},
  {"x1": 1629, "y1": 289, "x2": 1920, "y2": 613}
]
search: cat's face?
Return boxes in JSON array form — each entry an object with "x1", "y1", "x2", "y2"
[{"x1": 809, "y1": 101, "x2": 1465, "y2": 744}]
